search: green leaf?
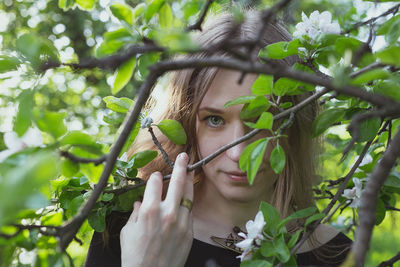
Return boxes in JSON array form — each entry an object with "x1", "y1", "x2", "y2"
[
  {"x1": 239, "y1": 138, "x2": 268, "y2": 185},
  {"x1": 61, "y1": 159, "x2": 79, "y2": 178},
  {"x1": 102, "y1": 193, "x2": 114, "y2": 202},
  {"x1": 110, "y1": 3, "x2": 133, "y2": 25},
  {"x1": 374, "y1": 79, "x2": 400, "y2": 101},
  {"x1": 133, "y1": 3, "x2": 146, "y2": 22},
  {"x1": 0, "y1": 152, "x2": 59, "y2": 226},
  {"x1": 66, "y1": 195, "x2": 84, "y2": 217},
  {"x1": 88, "y1": 208, "x2": 107, "y2": 232},
  {"x1": 224, "y1": 95, "x2": 256, "y2": 108},
  {"x1": 259, "y1": 201, "x2": 281, "y2": 231},
  {"x1": 104, "y1": 28, "x2": 132, "y2": 42},
  {"x1": 96, "y1": 40, "x2": 124, "y2": 58},
  {"x1": 277, "y1": 206, "x2": 317, "y2": 228},
  {"x1": 103, "y1": 96, "x2": 134, "y2": 113},
  {"x1": 335, "y1": 37, "x2": 362, "y2": 55},
  {"x1": 59, "y1": 191, "x2": 80, "y2": 210},
  {"x1": 386, "y1": 16, "x2": 400, "y2": 44},
  {"x1": 273, "y1": 78, "x2": 302, "y2": 96},
  {"x1": 75, "y1": 0, "x2": 95, "y2": 10},
  {"x1": 130, "y1": 150, "x2": 158, "y2": 168},
  {"x1": 244, "y1": 112, "x2": 274, "y2": 130},
  {"x1": 375, "y1": 199, "x2": 386, "y2": 225},
  {"x1": 350, "y1": 69, "x2": 390, "y2": 85},
  {"x1": 113, "y1": 57, "x2": 136, "y2": 95},
  {"x1": 305, "y1": 213, "x2": 325, "y2": 227},
  {"x1": 377, "y1": 14, "x2": 400, "y2": 35},
  {"x1": 376, "y1": 46, "x2": 400, "y2": 67},
  {"x1": 288, "y1": 230, "x2": 302, "y2": 248},
  {"x1": 16, "y1": 33, "x2": 58, "y2": 69},
  {"x1": 156, "y1": 119, "x2": 187, "y2": 145},
  {"x1": 251, "y1": 75, "x2": 273, "y2": 96},
  {"x1": 159, "y1": 3, "x2": 173, "y2": 29},
  {"x1": 270, "y1": 144, "x2": 285, "y2": 174},
  {"x1": 240, "y1": 260, "x2": 272, "y2": 267},
  {"x1": 260, "y1": 240, "x2": 275, "y2": 257},
  {"x1": 312, "y1": 108, "x2": 346, "y2": 137},
  {"x1": 34, "y1": 110, "x2": 67, "y2": 139},
  {"x1": 59, "y1": 131, "x2": 102, "y2": 154},
  {"x1": 136, "y1": 53, "x2": 161, "y2": 80},
  {"x1": 259, "y1": 39, "x2": 301, "y2": 59},
  {"x1": 0, "y1": 55, "x2": 21, "y2": 73},
  {"x1": 240, "y1": 96, "x2": 271, "y2": 120},
  {"x1": 152, "y1": 30, "x2": 199, "y2": 52},
  {"x1": 145, "y1": 0, "x2": 165, "y2": 22},
  {"x1": 274, "y1": 234, "x2": 290, "y2": 262},
  {"x1": 14, "y1": 90, "x2": 34, "y2": 137},
  {"x1": 352, "y1": 117, "x2": 381, "y2": 142}
]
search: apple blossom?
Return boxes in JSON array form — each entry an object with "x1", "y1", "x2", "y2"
[
  {"x1": 0, "y1": 128, "x2": 43, "y2": 162},
  {"x1": 342, "y1": 178, "x2": 363, "y2": 208},
  {"x1": 235, "y1": 210, "x2": 266, "y2": 261},
  {"x1": 293, "y1": 11, "x2": 340, "y2": 42}
]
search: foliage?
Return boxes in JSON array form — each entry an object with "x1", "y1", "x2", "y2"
[{"x1": 0, "y1": 0, "x2": 400, "y2": 266}]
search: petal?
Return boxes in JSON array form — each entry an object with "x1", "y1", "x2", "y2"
[
  {"x1": 0, "y1": 149, "x2": 15, "y2": 162},
  {"x1": 22, "y1": 128, "x2": 43, "y2": 147},
  {"x1": 238, "y1": 232, "x2": 247, "y2": 239},
  {"x1": 301, "y1": 12, "x2": 308, "y2": 22},
  {"x1": 320, "y1": 11, "x2": 332, "y2": 22},
  {"x1": 309, "y1": 11, "x2": 321, "y2": 23},
  {"x1": 4, "y1": 132, "x2": 24, "y2": 150},
  {"x1": 235, "y1": 238, "x2": 253, "y2": 250}
]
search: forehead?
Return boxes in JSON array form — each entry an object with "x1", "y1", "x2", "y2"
[{"x1": 199, "y1": 69, "x2": 257, "y2": 109}]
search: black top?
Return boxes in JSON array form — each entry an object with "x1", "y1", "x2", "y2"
[{"x1": 84, "y1": 212, "x2": 352, "y2": 267}]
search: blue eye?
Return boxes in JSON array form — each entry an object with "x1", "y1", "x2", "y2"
[{"x1": 204, "y1": 115, "x2": 224, "y2": 128}]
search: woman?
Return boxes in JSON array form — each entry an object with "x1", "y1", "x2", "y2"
[{"x1": 85, "y1": 10, "x2": 352, "y2": 267}]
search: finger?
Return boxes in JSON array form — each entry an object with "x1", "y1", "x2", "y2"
[
  {"x1": 127, "y1": 201, "x2": 142, "y2": 223},
  {"x1": 180, "y1": 169, "x2": 194, "y2": 214},
  {"x1": 165, "y1": 153, "x2": 189, "y2": 208},
  {"x1": 141, "y1": 172, "x2": 163, "y2": 207}
]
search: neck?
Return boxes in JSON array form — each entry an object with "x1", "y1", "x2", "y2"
[{"x1": 192, "y1": 178, "x2": 271, "y2": 244}]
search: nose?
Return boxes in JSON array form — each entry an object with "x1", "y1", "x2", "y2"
[{"x1": 225, "y1": 123, "x2": 248, "y2": 162}]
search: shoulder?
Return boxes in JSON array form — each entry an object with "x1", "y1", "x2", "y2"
[{"x1": 297, "y1": 224, "x2": 349, "y2": 253}]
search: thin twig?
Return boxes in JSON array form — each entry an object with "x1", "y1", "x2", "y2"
[
  {"x1": 148, "y1": 126, "x2": 174, "y2": 169},
  {"x1": 186, "y1": 0, "x2": 214, "y2": 31},
  {"x1": 343, "y1": 3, "x2": 400, "y2": 34},
  {"x1": 59, "y1": 151, "x2": 107, "y2": 166},
  {"x1": 378, "y1": 251, "x2": 400, "y2": 267}
]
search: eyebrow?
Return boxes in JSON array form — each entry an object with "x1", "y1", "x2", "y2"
[{"x1": 197, "y1": 107, "x2": 224, "y2": 114}]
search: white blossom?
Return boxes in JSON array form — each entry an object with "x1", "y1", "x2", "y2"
[
  {"x1": 342, "y1": 178, "x2": 363, "y2": 208},
  {"x1": 140, "y1": 116, "x2": 153, "y2": 129},
  {"x1": 293, "y1": 11, "x2": 341, "y2": 42},
  {"x1": 236, "y1": 211, "x2": 266, "y2": 261},
  {"x1": 0, "y1": 128, "x2": 43, "y2": 162}
]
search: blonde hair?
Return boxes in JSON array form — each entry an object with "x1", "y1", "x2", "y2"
[{"x1": 127, "y1": 10, "x2": 319, "y2": 219}]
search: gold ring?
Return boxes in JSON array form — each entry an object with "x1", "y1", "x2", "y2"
[{"x1": 180, "y1": 198, "x2": 193, "y2": 211}]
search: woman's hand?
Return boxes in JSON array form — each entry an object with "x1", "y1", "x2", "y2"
[{"x1": 120, "y1": 153, "x2": 194, "y2": 267}]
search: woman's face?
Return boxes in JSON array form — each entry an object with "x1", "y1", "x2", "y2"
[{"x1": 195, "y1": 69, "x2": 278, "y2": 203}]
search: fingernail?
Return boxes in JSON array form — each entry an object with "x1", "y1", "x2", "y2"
[{"x1": 179, "y1": 152, "x2": 188, "y2": 161}]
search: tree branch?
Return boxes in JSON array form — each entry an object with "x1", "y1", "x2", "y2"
[
  {"x1": 59, "y1": 151, "x2": 107, "y2": 166},
  {"x1": 353, "y1": 127, "x2": 400, "y2": 266},
  {"x1": 148, "y1": 126, "x2": 174, "y2": 169},
  {"x1": 276, "y1": 140, "x2": 373, "y2": 266},
  {"x1": 186, "y1": 0, "x2": 214, "y2": 31},
  {"x1": 343, "y1": 3, "x2": 400, "y2": 34},
  {"x1": 378, "y1": 251, "x2": 400, "y2": 267}
]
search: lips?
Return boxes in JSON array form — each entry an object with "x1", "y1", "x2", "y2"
[{"x1": 223, "y1": 171, "x2": 248, "y2": 182}]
